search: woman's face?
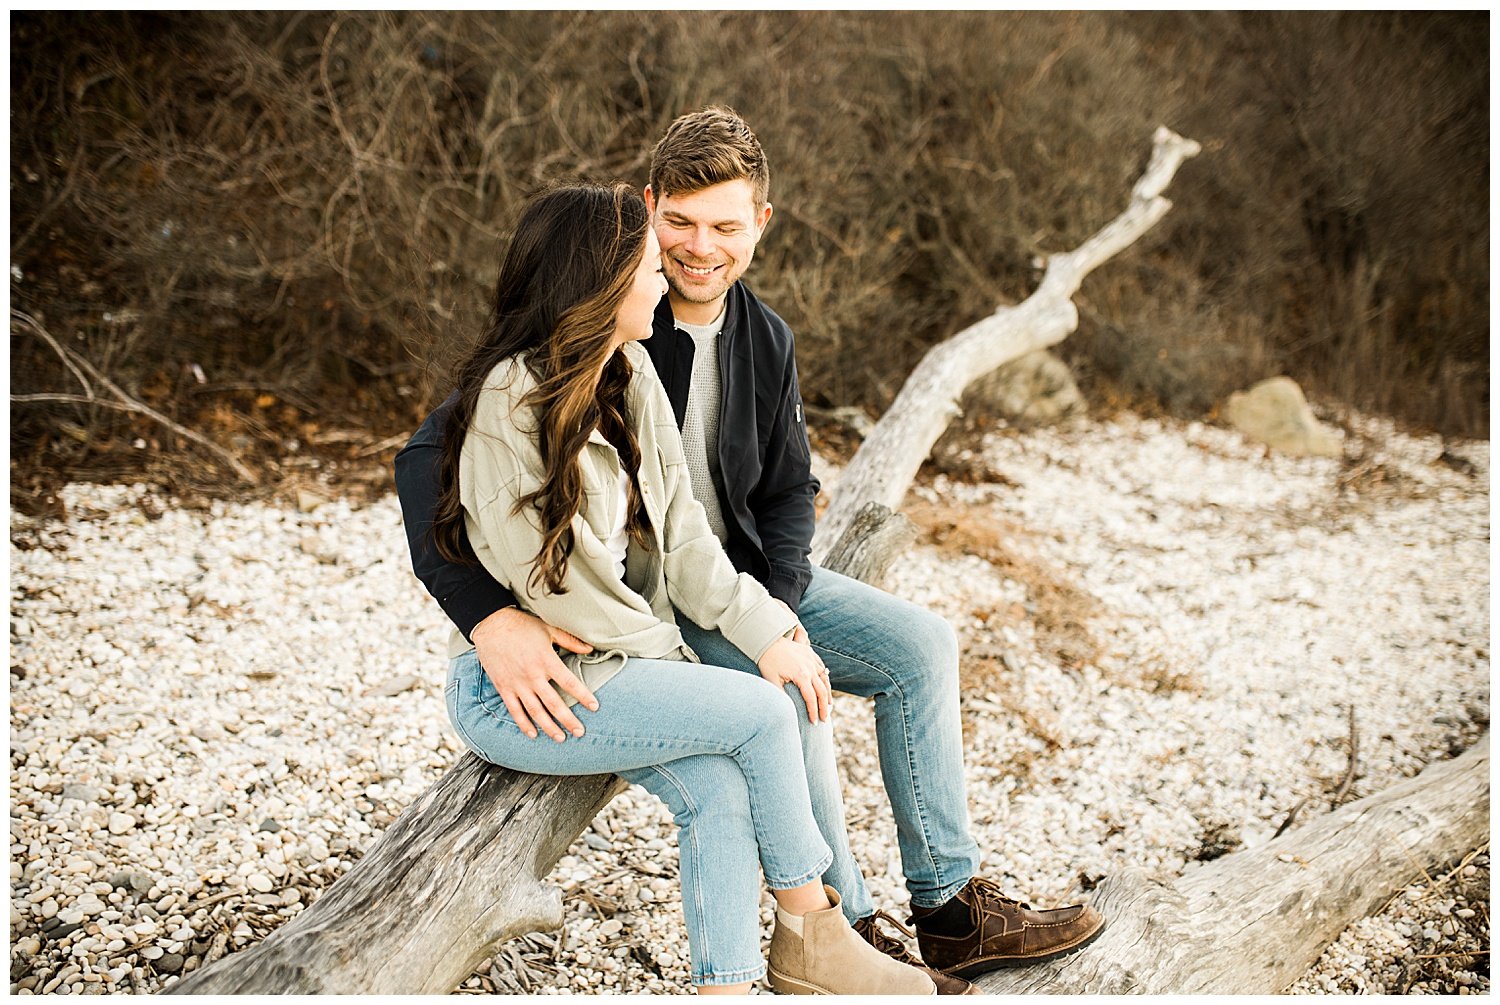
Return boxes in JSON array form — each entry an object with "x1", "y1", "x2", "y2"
[{"x1": 611, "y1": 229, "x2": 668, "y2": 351}]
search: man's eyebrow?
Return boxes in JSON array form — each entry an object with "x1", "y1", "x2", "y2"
[{"x1": 661, "y1": 210, "x2": 744, "y2": 227}]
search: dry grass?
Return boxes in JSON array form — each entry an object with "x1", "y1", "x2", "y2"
[{"x1": 906, "y1": 500, "x2": 1103, "y2": 673}]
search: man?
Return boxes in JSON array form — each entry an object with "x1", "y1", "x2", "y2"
[{"x1": 395, "y1": 106, "x2": 1103, "y2": 990}]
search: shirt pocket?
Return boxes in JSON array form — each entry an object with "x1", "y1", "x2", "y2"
[{"x1": 580, "y1": 481, "x2": 615, "y2": 544}]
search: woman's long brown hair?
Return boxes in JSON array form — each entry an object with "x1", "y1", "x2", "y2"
[{"x1": 432, "y1": 183, "x2": 654, "y2": 595}]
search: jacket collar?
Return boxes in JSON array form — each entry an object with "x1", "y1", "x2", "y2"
[{"x1": 652, "y1": 283, "x2": 745, "y2": 342}]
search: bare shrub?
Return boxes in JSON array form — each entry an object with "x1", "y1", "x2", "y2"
[
  {"x1": 9, "y1": 12, "x2": 1487, "y2": 494},
  {"x1": 1115, "y1": 12, "x2": 1489, "y2": 434}
]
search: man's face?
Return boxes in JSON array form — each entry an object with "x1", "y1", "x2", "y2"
[{"x1": 645, "y1": 179, "x2": 772, "y2": 322}]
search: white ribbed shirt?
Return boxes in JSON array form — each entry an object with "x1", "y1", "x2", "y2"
[{"x1": 675, "y1": 311, "x2": 730, "y2": 544}]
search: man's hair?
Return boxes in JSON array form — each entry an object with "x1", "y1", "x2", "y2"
[{"x1": 648, "y1": 105, "x2": 770, "y2": 207}]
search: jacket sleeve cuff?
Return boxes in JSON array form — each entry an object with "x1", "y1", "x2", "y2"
[
  {"x1": 765, "y1": 570, "x2": 811, "y2": 616},
  {"x1": 725, "y1": 598, "x2": 800, "y2": 665},
  {"x1": 443, "y1": 574, "x2": 519, "y2": 643}
]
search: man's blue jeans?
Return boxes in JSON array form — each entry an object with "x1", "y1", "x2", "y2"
[
  {"x1": 677, "y1": 565, "x2": 982, "y2": 920},
  {"x1": 446, "y1": 649, "x2": 835, "y2": 987}
]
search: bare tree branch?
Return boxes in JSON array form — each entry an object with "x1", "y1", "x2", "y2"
[{"x1": 11, "y1": 310, "x2": 258, "y2": 484}]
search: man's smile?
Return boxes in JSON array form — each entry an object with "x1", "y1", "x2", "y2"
[{"x1": 675, "y1": 260, "x2": 723, "y2": 278}]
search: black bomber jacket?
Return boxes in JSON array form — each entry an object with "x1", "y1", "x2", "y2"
[{"x1": 393, "y1": 282, "x2": 821, "y2": 641}]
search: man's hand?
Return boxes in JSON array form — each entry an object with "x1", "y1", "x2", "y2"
[{"x1": 471, "y1": 607, "x2": 596, "y2": 742}]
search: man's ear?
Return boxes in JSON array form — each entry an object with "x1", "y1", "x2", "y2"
[
  {"x1": 643, "y1": 185, "x2": 657, "y2": 215},
  {"x1": 756, "y1": 202, "x2": 773, "y2": 236}
]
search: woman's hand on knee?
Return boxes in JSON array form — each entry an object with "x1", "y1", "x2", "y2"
[{"x1": 755, "y1": 637, "x2": 832, "y2": 724}]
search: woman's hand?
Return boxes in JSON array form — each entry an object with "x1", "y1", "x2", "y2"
[{"x1": 756, "y1": 636, "x2": 832, "y2": 724}]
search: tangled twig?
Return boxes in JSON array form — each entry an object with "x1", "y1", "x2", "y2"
[
  {"x1": 1331, "y1": 705, "x2": 1360, "y2": 807},
  {"x1": 10, "y1": 310, "x2": 258, "y2": 484}
]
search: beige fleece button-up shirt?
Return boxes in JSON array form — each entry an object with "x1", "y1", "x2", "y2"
[{"x1": 451, "y1": 342, "x2": 796, "y2": 705}]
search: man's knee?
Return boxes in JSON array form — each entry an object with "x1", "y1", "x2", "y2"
[
  {"x1": 922, "y1": 609, "x2": 960, "y2": 674},
  {"x1": 886, "y1": 606, "x2": 960, "y2": 690}
]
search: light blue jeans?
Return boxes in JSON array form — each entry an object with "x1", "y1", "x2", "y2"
[
  {"x1": 677, "y1": 566, "x2": 982, "y2": 918},
  {"x1": 446, "y1": 649, "x2": 835, "y2": 987}
]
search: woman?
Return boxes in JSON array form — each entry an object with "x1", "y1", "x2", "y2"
[{"x1": 432, "y1": 183, "x2": 935, "y2": 996}]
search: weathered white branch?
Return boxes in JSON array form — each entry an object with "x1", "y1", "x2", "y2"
[
  {"x1": 811, "y1": 127, "x2": 1201, "y2": 561},
  {"x1": 819, "y1": 502, "x2": 918, "y2": 588}
]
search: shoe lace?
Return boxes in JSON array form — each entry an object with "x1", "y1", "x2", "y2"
[
  {"x1": 856, "y1": 910, "x2": 922, "y2": 965},
  {"x1": 968, "y1": 876, "x2": 1032, "y2": 911}
]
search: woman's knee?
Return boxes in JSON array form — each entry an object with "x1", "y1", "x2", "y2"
[
  {"x1": 780, "y1": 684, "x2": 834, "y2": 746},
  {"x1": 703, "y1": 675, "x2": 803, "y2": 761},
  {"x1": 745, "y1": 678, "x2": 801, "y2": 737}
]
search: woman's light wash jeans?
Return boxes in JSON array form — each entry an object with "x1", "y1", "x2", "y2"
[
  {"x1": 446, "y1": 649, "x2": 835, "y2": 987},
  {"x1": 677, "y1": 566, "x2": 982, "y2": 919}
]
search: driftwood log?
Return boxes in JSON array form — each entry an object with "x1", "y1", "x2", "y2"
[
  {"x1": 167, "y1": 763, "x2": 624, "y2": 994},
  {"x1": 979, "y1": 735, "x2": 1489, "y2": 994},
  {"x1": 168, "y1": 127, "x2": 1484, "y2": 994}
]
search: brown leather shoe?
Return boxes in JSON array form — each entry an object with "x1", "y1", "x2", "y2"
[
  {"x1": 911, "y1": 877, "x2": 1105, "y2": 978},
  {"x1": 854, "y1": 911, "x2": 981, "y2": 995}
]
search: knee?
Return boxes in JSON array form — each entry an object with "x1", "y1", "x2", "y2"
[
  {"x1": 736, "y1": 678, "x2": 802, "y2": 745},
  {"x1": 893, "y1": 607, "x2": 960, "y2": 691},
  {"x1": 930, "y1": 613, "x2": 960, "y2": 676},
  {"x1": 779, "y1": 684, "x2": 833, "y2": 743}
]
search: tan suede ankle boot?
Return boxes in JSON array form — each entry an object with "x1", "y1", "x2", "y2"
[{"x1": 768, "y1": 886, "x2": 937, "y2": 995}]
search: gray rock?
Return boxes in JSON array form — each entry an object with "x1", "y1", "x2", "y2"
[
  {"x1": 959, "y1": 350, "x2": 1087, "y2": 430},
  {"x1": 61, "y1": 784, "x2": 100, "y2": 803},
  {"x1": 257, "y1": 818, "x2": 283, "y2": 833},
  {"x1": 295, "y1": 490, "x2": 327, "y2": 514},
  {"x1": 156, "y1": 953, "x2": 185, "y2": 974},
  {"x1": 1223, "y1": 377, "x2": 1343, "y2": 457}
]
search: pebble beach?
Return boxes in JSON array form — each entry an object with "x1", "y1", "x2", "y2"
[{"x1": 9, "y1": 408, "x2": 1489, "y2": 994}]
